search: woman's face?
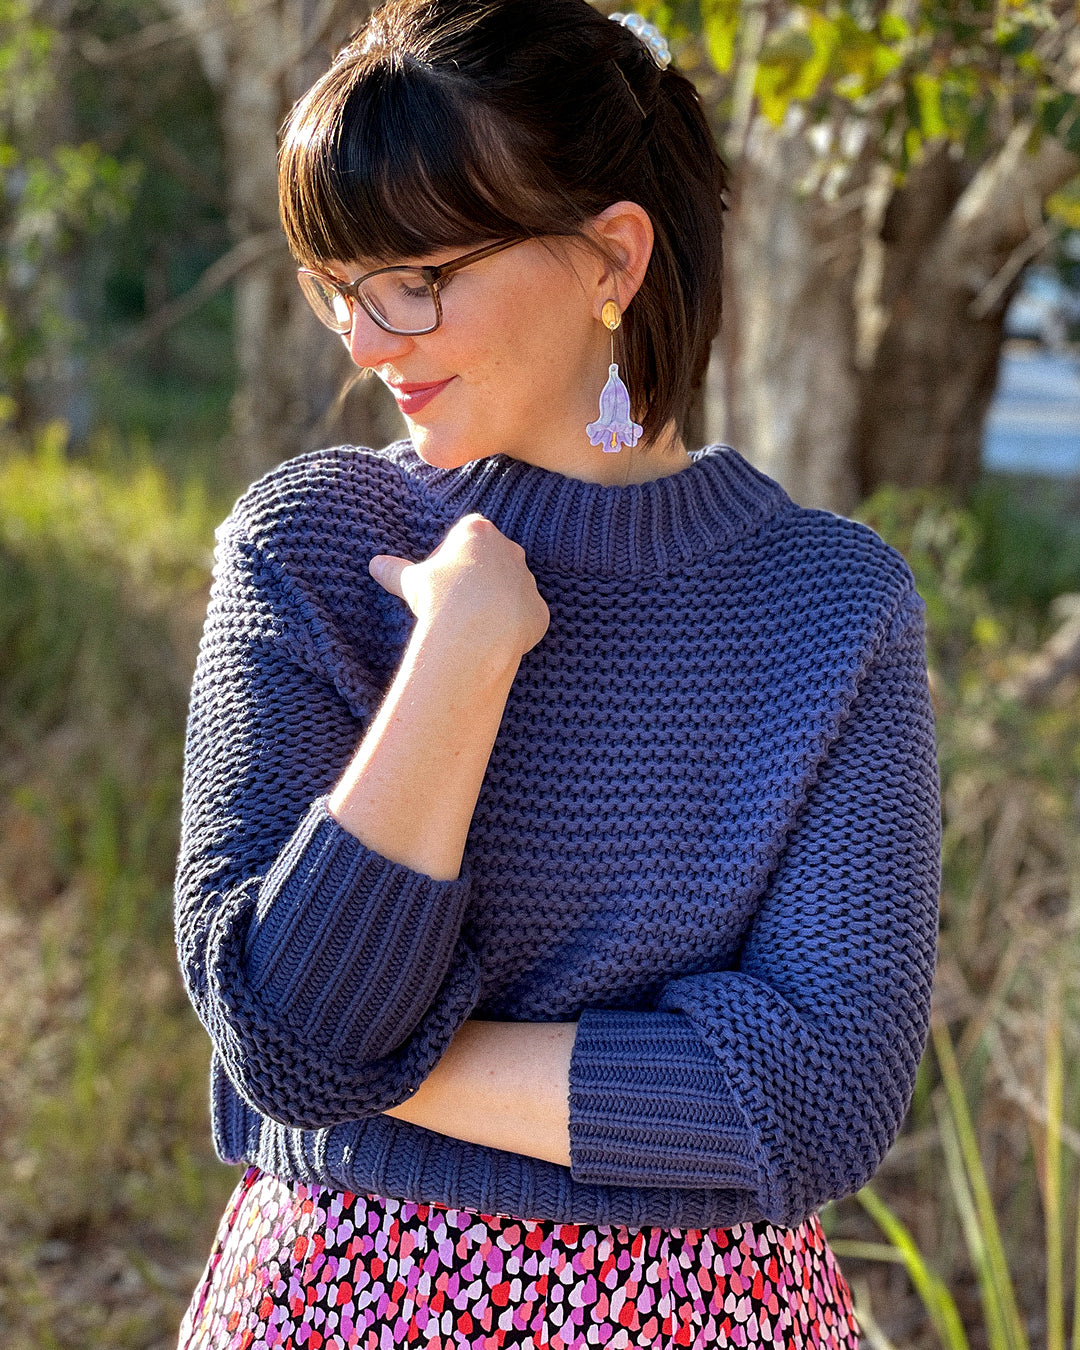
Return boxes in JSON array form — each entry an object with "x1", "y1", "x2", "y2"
[
  {"x1": 333, "y1": 234, "x2": 615, "y2": 478},
  {"x1": 328, "y1": 204, "x2": 686, "y2": 484}
]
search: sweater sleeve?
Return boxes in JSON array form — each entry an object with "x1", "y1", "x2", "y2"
[
  {"x1": 567, "y1": 589, "x2": 941, "y2": 1227},
  {"x1": 174, "y1": 527, "x2": 481, "y2": 1130}
]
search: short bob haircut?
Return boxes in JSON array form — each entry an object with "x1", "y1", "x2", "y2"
[{"x1": 278, "y1": 0, "x2": 728, "y2": 447}]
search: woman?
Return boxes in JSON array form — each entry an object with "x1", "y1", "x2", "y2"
[{"x1": 175, "y1": 0, "x2": 940, "y2": 1346}]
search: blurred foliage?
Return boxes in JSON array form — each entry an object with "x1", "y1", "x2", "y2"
[
  {"x1": 1, "y1": 0, "x2": 234, "y2": 469},
  {"x1": 643, "y1": 0, "x2": 1080, "y2": 173},
  {"x1": 0, "y1": 426, "x2": 234, "y2": 1349},
  {"x1": 969, "y1": 476, "x2": 1080, "y2": 613},
  {"x1": 0, "y1": 0, "x2": 140, "y2": 424},
  {"x1": 0, "y1": 431, "x2": 1077, "y2": 1345},
  {"x1": 841, "y1": 482, "x2": 1080, "y2": 1345},
  {"x1": 70, "y1": 0, "x2": 236, "y2": 469}
]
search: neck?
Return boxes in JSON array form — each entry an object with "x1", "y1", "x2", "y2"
[{"x1": 504, "y1": 421, "x2": 693, "y2": 487}]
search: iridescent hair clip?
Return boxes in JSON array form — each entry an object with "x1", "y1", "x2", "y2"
[{"x1": 608, "y1": 12, "x2": 672, "y2": 70}]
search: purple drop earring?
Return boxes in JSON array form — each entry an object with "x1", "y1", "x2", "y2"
[{"x1": 586, "y1": 300, "x2": 643, "y2": 453}]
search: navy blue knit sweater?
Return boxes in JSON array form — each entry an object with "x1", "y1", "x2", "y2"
[{"x1": 175, "y1": 439, "x2": 940, "y2": 1231}]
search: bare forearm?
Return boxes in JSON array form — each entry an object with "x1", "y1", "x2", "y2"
[
  {"x1": 384, "y1": 1020, "x2": 576, "y2": 1168},
  {"x1": 329, "y1": 622, "x2": 520, "y2": 881}
]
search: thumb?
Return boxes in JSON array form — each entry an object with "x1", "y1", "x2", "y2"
[{"x1": 368, "y1": 553, "x2": 411, "y2": 598}]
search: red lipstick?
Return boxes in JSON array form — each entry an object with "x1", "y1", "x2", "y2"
[{"x1": 387, "y1": 377, "x2": 455, "y2": 415}]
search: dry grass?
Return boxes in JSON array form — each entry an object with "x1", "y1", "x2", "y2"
[
  {"x1": 0, "y1": 431, "x2": 235, "y2": 1348},
  {"x1": 825, "y1": 488, "x2": 1080, "y2": 1348},
  {"x1": 0, "y1": 447, "x2": 1077, "y2": 1347}
]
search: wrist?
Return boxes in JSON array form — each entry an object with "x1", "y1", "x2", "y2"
[{"x1": 410, "y1": 614, "x2": 524, "y2": 688}]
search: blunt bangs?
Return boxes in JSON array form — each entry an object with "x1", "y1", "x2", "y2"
[
  {"x1": 279, "y1": 55, "x2": 579, "y2": 269},
  {"x1": 278, "y1": 0, "x2": 730, "y2": 446}
]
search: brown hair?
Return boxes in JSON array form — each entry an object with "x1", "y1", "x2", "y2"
[{"x1": 278, "y1": 0, "x2": 728, "y2": 446}]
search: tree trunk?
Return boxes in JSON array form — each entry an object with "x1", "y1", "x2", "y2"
[
  {"x1": 164, "y1": 0, "x2": 403, "y2": 480},
  {"x1": 8, "y1": 0, "x2": 92, "y2": 441},
  {"x1": 717, "y1": 109, "x2": 865, "y2": 513},
  {"x1": 714, "y1": 111, "x2": 1080, "y2": 512},
  {"x1": 855, "y1": 128, "x2": 1079, "y2": 498}
]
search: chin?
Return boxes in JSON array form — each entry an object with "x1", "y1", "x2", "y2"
[{"x1": 408, "y1": 422, "x2": 494, "y2": 470}]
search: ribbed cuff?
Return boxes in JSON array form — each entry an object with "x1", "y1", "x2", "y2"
[
  {"x1": 244, "y1": 797, "x2": 474, "y2": 1059},
  {"x1": 568, "y1": 1009, "x2": 762, "y2": 1190}
]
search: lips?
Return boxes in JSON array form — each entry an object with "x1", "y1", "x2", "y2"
[{"x1": 387, "y1": 377, "x2": 455, "y2": 415}]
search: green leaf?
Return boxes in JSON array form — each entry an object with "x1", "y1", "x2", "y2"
[
  {"x1": 1039, "y1": 93, "x2": 1080, "y2": 158},
  {"x1": 869, "y1": 41, "x2": 903, "y2": 83},
  {"x1": 1043, "y1": 980, "x2": 1065, "y2": 1350},
  {"x1": 1046, "y1": 191, "x2": 1080, "y2": 230},
  {"x1": 879, "y1": 13, "x2": 912, "y2": 43},
  {"x1": 936, "y1": 1102, "x2": 1014, "y2": 1350},
  {"x1": 700, "y1": 0, "x2": 740, "y2": 72},
  {"x1": 752, "y1": 17, "x2": 837, "y2": 123},
  {"x1": 994, "y1": 21, "x2": 1038, "y2": 57},
  {"x1": 913, "y1": 73, "x2": 947, "y2": 139}
]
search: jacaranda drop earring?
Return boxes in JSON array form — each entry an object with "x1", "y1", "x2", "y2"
[{"x1": 586, "y1": 300, "x2": 643, "y2": 453}]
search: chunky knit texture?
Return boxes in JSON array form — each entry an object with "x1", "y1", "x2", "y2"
[{"x1": 175, "y1": 439, "x2": 941, "y2": 1231}]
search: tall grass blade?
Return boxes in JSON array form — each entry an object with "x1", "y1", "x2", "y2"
[
  {"x1": 828, "y1": 1240, "x2": 905, "y2": 1265},
  {"x1": 1044, "y1": 976, "x2": 1065, "y2": 1350},
  {"x1": 933, "y1": 1021, "x2": 1030, "y2": 1350},
  {"x1": 936, "y1": 1098, "x2": 1011, "y2": 1350},
  {"x1": 1072, "y1": 1059, "x2": 1080, "y2": 1350},
  {"x1": 850, "y1": 1279, "x2": 900, "y2": 1350},
  {"x1": 856, "y1": 1186, "x2": 970, "y2": 1350}
]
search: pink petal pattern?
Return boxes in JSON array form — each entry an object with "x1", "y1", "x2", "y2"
[{"x1": 179, "y1": 1169, "x2": 860, "y2": 1349}]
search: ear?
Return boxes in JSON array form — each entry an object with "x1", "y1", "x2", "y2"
[{"x1": 586, "y1": 201, "x2": 655, "y2": 318}]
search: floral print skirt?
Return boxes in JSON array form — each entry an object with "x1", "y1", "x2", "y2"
[{"x1": 178, "y1": 1167, "x2": 860, "y2": 1350}]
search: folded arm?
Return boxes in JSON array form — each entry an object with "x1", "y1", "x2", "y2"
[
  {"x1": 176, "y1": 528, "x2": 516, "y2": 1128},
  {"x1": 384, "y1": 1018, "x2": 576, "y2": 1167},
  {"x1": 384, "y1": 592, "x2": 940, "y2": 1227},
  {"x1": 567, "y1": 591, "x2": 941, "y2": 1225}
]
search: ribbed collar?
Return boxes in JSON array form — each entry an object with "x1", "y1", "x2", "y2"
[{"x1": 384, "y1": 441, "x2": 791, "y2": 577}]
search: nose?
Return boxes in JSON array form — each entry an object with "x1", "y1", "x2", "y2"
[{"x1": 342, "y1": 303, "x2": 416, "y2": 370}]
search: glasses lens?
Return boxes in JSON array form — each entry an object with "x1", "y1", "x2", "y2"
[
  {"x1": 359, "y1": 270, "x2": 438, "y2": 334},
  {"x1": 298, "y1": 272, "x2": 353, "y2": 333}
]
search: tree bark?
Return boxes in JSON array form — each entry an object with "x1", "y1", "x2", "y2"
[
  {"x1": 713, "y1": 107, "x2": 1080, "y2": 511},
  {"x1": 7, "y1": 0, "x2": 92, "y2": 441},
  {"x1": 855, "y1": 127, "x2": 1079, "y2": 498},
  {"x1": 717, "y1": 109, "x2": 866, "y2": 512},
  {"x1": 163, "y1": 0, "x2": 402, "y2": 480}
]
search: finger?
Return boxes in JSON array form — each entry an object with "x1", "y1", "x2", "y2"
[{"x1": 369, "y1": 554, "x2": 411, "y2": 598}]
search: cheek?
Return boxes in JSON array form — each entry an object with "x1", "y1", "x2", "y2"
[{"x1": 484, "y1": 296, "x2": 592, "y2": 392}]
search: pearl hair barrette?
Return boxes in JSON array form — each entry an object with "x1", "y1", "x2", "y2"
[{"x1": 608, "y1": 11, "x2": 672, "y2": 70}]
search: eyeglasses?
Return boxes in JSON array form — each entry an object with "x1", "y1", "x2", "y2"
[{"x1": 297, "y1": 238, "x2": 526, "y2": 336}]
